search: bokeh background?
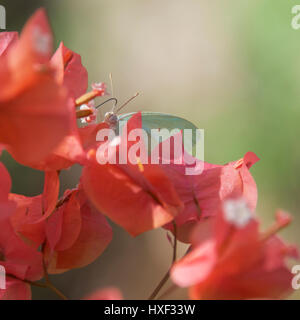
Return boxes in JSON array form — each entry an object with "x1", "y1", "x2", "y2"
[{"x1": 1, "y1": 0, "x2": 300, "y2": 299}]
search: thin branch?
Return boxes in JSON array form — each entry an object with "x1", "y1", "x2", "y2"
[
  {"x1": 7, "y1": 274, "x2": 47, "y2": 289},
  {"x1": 46, "y1": 282, "x2": 68, "y2": 300},
  {"x1": 148, "y1": 270, "x2": 170, "y2": 300},
  {"x1": 172, "y1": 222, "x2": 177, "y2": 263},
  {"x1": 148, "y1": 223, "x2": 178, "y2": 300},
  {"x1": 42, "y1": 243, "x2": 69, "y2": 300},
  {"x1": 157, "y1": 284, "x2": 178, "y2": 300}
]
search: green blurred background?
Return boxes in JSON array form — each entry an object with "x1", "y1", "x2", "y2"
[{"x1": 1, "y1": 0, "x2": 300, "y2": 299}]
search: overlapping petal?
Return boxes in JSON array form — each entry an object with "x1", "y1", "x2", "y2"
[
  {"x1": 0, "y1": 32, "x2": 18, "y2": 57},
  {"x1": 0, "y1": 277, "x2": 31, "y2": 300},
  {"x1": 44, "y1": 189, "x2": 112, "y2": 274},
  {"x1": 158, "y1": 132, "x2": 259, "y2": 242},
  {"x1": 51, "y1": 42, "x2": 88, "y2": 99},
  {"x1": 82, "y1": 112, "x2": 183, "y2": 236},
  {"x1": 0, "y1": 9, "x2": 74, "y2": 166},
  {"x1": 171, "y1": 199, "x2": 299, "y2": 300},
  {"x1": 0, "y1": 164, "x2": 43, "y2": 282},
  {"x1": 9, "y1": 171, "x2": 60, "y2": 247}
]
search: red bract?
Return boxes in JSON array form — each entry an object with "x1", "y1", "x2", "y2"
[
  {"x1": 0, "y1": 9, "x2": 74, "y2": 166},
  {"x1": 29, "y1": 75, "x2": 106, "y2": 170},
  {"x1": 51, "y1": 42, "x2": 88, "y2": 100},
  {"x1": 32, "y1": 111, "x2": 108, "y2": 171},
  {"x1": 0, "y1": 162, "x2": 12, "y2": 202},
  {"x1": 81, "y1": 112, "x2": 183, "y2": 236},
  {"x1": 29, "y1": 116, "x2": 85, "y2": 171},
  {"x1": 44, "y1": 188, "x2": 112, "y2": 274},
  {"x1": 0, "y1": 163, "x2": 43, "y2": 284},
  {"x1": 9, "y1": 171, "x2": 60, "y2": 247},
  {"x1": 0, "y1": 32, "x2": 18, "y2": 56},
  {"x1": 84, "y1": 287, "x2": 123, "y2": 300},
  {"x1": 171, "y1": 199, "x2": 298, "y2": 300},
  {"x1": 18, "y1": 39, "x2": 92, "y2": 170},
  {"x1": 158, "y1": 133, "x2": 259, "y2": 242},
  {"x1": 0, "y1": 277, "x2": 31, "y2": 300},
  {"x1": 28, "y1": 42, "x2": 91, "y2": 171}
]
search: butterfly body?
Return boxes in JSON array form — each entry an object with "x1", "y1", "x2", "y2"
[
  {"x1": 98, "y1": 94, "x2": 201, "y2": 156},
  {"x1": 104, "y1": 111, "x2": 118, "y2": 129}
]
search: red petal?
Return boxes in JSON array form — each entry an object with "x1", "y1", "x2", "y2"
[
  {"x1": 51, "y1": 42, "x2": 88, "y2": 99},
  {"x1": 171, "y1": 240, "x2": 217, "y2": 287},
  {"x1": 82, "y1": 113, "x2": 182, "y2": 236},
  {"x1": 82, "y1": 159, "x2": 182, "y2": 236},
  {"x1": 0, "y1": 162, "x2": 11, "y2": 201},
  {"x1": 46, "y1": 190, "x2": 112, "y2": 273},
  {"x1": 0, "y1": 32, "x2": 18, "y2": 56},
  {"x1": 0, "y1": 209, "x2": 43, "y2": 281},
  {"x1": 41, "y1": 171, "x2": 60, "y2": 219},
  {"x1": 172, "y1": 203, "x2": 298, "y2": 300},
  {"x1": 46, "y1": 191, "x2": 82, "y2": 252},
  {"x1": 45, "y1": 205, "x2": 64, "y2": 252},
  {"x1": 9, "y1": 194, "x2": 45, "y2": 247},
  {"x1": 0, "y1": 10, "x2": 74, "y2": 166},
  {"x1": 0, "y1": 277, "x2": 31, "y2": 300},
  {"x1": 9, "y1": 8, "x2": 53, "y2": 77},
  {"x1": 161, "y1": 148, "x2": 259, "y2": 242},
  {"x1": 9, "y1": 171, "x2": 59, "y2": 246},
  {"x1": 0, "y1": 77, "x2": 73, "y2": 166},
  {"x1": 27, "y1": 108, "x2": 86, "y2": 171}
]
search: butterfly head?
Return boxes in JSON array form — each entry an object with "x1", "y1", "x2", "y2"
[{"x1": 104, "y1": 111, "x2": 118, "y2": 128}]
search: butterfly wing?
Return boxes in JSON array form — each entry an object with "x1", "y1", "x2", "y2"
[{"x1": 118, "y1": 112, "x2": 202, "y2": 156}]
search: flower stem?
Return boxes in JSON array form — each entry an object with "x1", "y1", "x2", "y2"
[
  {"x1": 148, "y1": 223, "x2": 178, "y2": 300},
  {"x1": 46, "y1": 282, "x2": 68, "y2": 300},
  {"x1": 7, "y1": 274, "x2": 47, "y2": 289},
  {"x1": 148, "y1": 270, "x2": 170, "y2": 300},
  {"x1": 157, "y1": 284, "x2": 178, "y2": 300},
  {"x1": 172, "y1": 222, "x2": 177, "y2": 263},
  {"x1": 7, "y1": 273, "x2": 66, "y2": 299},
  {"x1": 26, "y1": 280, "x2": 48, "y2": 288},
  {"x1": 42, "y1": 244, "x2": 69, "y2": 300}
]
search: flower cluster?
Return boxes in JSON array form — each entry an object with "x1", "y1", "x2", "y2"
[{"x1": 0, "y1": 9, "x2": 298, "y2": 300}]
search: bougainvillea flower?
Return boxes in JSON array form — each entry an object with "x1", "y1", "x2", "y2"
[
  {"x1": 78, "y1": 120, "x2": 110, "y2": 151},
  {"x1": 158, "y1": 133, "x2": 259, "y2": 242},
  {"x1": 9, "y1": 171, "x2": 60, "y2": 247},
  {"x1": 0, "y1": 9, "x2": 75, "y2": 166},
  {"x1": 31, "y1": 83, "x2": 107, "y2": 171},
  {"x1": 51, "y1": 42, "x2": 88, "y2": 100},
  {"x1": 24, "y1": 42, "x2": 91, "y2": 170},
  {"x1": 28, "y1": 112, "x2": 86, "y2": 171},
  {"x1": 84, "y1": 287, "x2": 123, "y2": 300},
  {"x1": 10, "y1": 20, "x2": 106, "y2": 171},
  {"x1": 81, "y1": 112, "x2": 183, "y2": 236},
  {"x1": 28, "y1": 79, "x2": 106, "y2": 170},
  {"x1": 44, "y1": 188, "x2": 112, "y2": 274},
  {"x1": 36, "y1": 119, "x2": 107, "y2": 170},
  {"x1": 0, "y1": 277, "x2": 31, "y2": 300},
  {"x1": 171, "y1": 199, "x2": 299, "y2": 300},
  {"x1": 0, "y1": 9, "x2": 106, "y2": 171},
  {"x1": 0, "y1": 164, "x2": 43, "y2": 283}
]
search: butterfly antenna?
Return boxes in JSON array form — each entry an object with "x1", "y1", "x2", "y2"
[
  {"x1": 116, "y1": 92, "x2": 140, "y2": 114},
  {"x1": 95, "y1": 98, "x2": 118, "y2": 110},
  {"x1": 109, "y1": 73, "x2": 118, "y2": 112},
  {"x1": 109, "y1": 73, "x2": 114, "y2": 97}
]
